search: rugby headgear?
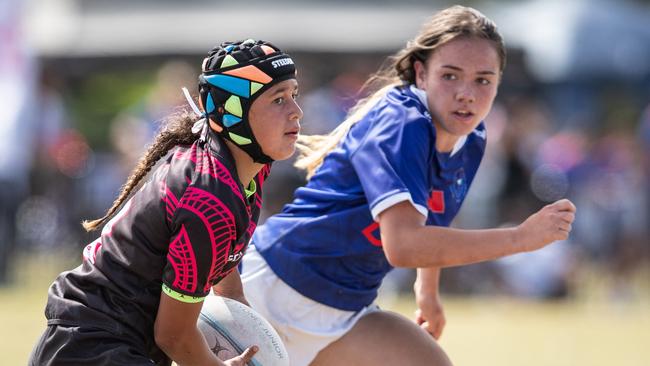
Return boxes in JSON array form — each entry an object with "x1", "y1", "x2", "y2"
[{"x1": 198, "y1": 39, "x2": 297, "y2": 163}]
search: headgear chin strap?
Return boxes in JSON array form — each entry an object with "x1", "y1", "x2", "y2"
[{"x1": 198, "y1": 39, "x2": 297, "y2": 163}]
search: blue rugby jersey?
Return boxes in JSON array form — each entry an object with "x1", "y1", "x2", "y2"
[{"x1": 253, "y1": 85, "x2": 487, "y2": 311}]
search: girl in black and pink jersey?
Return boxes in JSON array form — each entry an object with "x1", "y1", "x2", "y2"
[{"x1": 29, "y1": 39, "x2": 302, "y2": 366}]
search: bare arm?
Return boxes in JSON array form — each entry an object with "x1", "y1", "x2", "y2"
[
  {"x1": 154, "y1": 293, "x2": 256, "y2": 366},
  {"x1": 378, "y1": 199, "x2": 576, "y2": 268},
  {"x1": 212, "y1": 269, "x2": 248, "y2": 306},
  {"x1": 155, "y1": 293, "x2": 227, "y2": 366},
  {"x1": 414, "y1": 267, "x2": 446, "y2": 339}
]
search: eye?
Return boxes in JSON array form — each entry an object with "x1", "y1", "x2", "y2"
[
  {"x1": 476, "y1": 78, "x2": 491, "y2": 85},
  {"x1": 442, "y1": 73, "x2": 457, "y2": 81},
  {"x1": 273, "y1": 97, "x2": 285, "y2": 105},
  {"x1": 292, "y1": 92, "x2": 299, "y2": 100}
]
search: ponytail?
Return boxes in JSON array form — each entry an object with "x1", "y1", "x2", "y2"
[
  {"x1": 294, "y1": 5, "x2": 505, "y2": 178},
  {"x1": 295, "y1": 82, "x2": 397, "y2": 178}
]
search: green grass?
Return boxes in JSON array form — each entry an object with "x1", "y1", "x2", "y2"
[
  {"x1": 4, "y1": 254, "x2": 649, "y2": 365},
  {"x1": 381, "y1": 296, "x2": 650, "y2": 366},
  {"x1": 0, "y1": 253, "x2": 74, "y2": 365}
]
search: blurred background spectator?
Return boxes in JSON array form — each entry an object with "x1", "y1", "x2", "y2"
[
  {"x1": 0, "y1": 0, "x2": 36, "y2": 284},
  {"x1": 2, "y1": 0, "x2": 649, "y2": 303}
]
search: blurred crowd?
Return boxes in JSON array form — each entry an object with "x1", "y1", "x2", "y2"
[{"x1": 1, "y1": 45, "x2": 649, "y2": 302}]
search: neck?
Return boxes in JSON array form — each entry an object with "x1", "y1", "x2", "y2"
[
  {"x1": 433, "y1": 121, "x2": 458, "y2": 153},
  {"x1": 224, "y1": 140, "x2": 265, "y2": 186}
]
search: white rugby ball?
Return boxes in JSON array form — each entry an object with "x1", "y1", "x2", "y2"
[{"x1": 198, "y1": 295, "x2": 290, "y2": 366}]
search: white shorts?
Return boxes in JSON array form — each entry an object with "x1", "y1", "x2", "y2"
[{"x1": 240, "y1": 246, "x2": 379, "y2": 366}]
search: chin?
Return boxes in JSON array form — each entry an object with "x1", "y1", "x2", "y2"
[
  {"x1": 455, "y1": 123, "x2": 481, "y2": 136},
  {"x1": 270, "y1": 147, "x2": 296, "y2": 161}
]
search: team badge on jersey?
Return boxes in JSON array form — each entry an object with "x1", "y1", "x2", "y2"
[
  {"x1": 428, "y1": 190, "x2": 445, "y2": 213},
  {"x1": 450, "y1": 168, "x2": 467, "y2": 203}
]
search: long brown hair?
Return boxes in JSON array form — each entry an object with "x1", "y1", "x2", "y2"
[
  {"x1": 82, "y1": 108, "x2": 198, "y2": 231},
  {"x1": 295, "y1": 5, "x2": 506, "y2": 177}
]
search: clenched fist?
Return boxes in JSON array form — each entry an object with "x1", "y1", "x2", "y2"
[{"x1": 516, "y1": 199, "x2": 576, "y2": 252}]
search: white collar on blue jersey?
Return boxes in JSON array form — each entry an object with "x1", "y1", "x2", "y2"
[{"x1": 409, "y1": 85, "x2": 467, "y2": 157}]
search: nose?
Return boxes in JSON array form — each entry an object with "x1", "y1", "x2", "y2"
[
  {"x1": 290, "y1": 98, "x2": 303, "y2": 121},
  {"x1": 455, "y1": 85, "x2": 475, "y2": 103}
]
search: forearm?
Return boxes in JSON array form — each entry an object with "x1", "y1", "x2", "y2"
[
  {"x1": 157, "y1": 326, "x2": 225, "y2": 366},
  {"x1": 212, "y1": 269, "x2": 246, "y2": 303},
  {"x1": 414, "y1": 267, "x2": 441, "y2": 296},
  {"x1": 380, "y1": 199, "x2": 575, "y2": 269},
  {"x1": 389, "y1": 225, "x2": 523, "y2": 268}
]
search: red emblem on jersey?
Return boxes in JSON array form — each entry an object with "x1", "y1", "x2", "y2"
[
  {"x1": 428, "y1": 190, "x2": 445, "y2": 213},
  {"x1": 362, "y1": 222, "x2": 382, "y2": 247}
]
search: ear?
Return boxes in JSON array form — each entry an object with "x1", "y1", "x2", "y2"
[{"x1": 413, "y1": 60, "x2": 427, "y2": 90}]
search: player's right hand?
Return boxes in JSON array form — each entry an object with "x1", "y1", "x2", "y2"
[
  {"x1": 224, "y1": 346, "x2": 258, "y2": 366},
  {"x1": 516, "y1": 199, "x2": 576, "y2": 252}
]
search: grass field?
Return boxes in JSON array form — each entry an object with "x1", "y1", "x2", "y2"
[{"x1": 4, "y1": 253, "x2": 649, "y2": 365}]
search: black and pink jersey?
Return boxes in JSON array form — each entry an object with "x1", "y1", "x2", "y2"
[{"x1": 44, "y1": 133, "x2": 269, "y2": 361}]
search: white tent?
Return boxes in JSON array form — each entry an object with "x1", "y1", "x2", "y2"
[
  {"x1": 24, "y1": 0, "x2": 650, "y2": 82},
  {"x1": 492, "y1": 0, "x2": 650, "y2": 81}
]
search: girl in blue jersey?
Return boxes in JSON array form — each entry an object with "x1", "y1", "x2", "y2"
[
  {"x1": 240, "y1": 6, "x2": 576, "y2": 366},
  {"x1": 29, "y1": 40, "x2": 302, "y2": 366}
]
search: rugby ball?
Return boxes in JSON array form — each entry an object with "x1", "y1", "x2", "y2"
[{"x1": 198, "y1": 295, "x2": 290, "y2": 366}]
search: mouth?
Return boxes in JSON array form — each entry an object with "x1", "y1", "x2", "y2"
[
  {"x1": 284, "y1": 126, "x2": 300, "y2": 136},
  {"x1": 451, "y1": 109, "x2": 475, "y2": 122},
  {"x1": 453, "y1": 109, "x2": 474, "y2": 118}
]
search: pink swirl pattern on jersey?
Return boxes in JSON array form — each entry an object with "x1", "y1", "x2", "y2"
[
  {"x1": 246, "y1": 221, "x2": 257, "y2": 239},
  {"x1": 168, "y1": 143, "x2": 271, "y2": 292},
  {"x1": 173, "y1": 144, "x2": 245, "y2": 204},
  {"x1": 177, "y1": 186, "x2": 237, "y2": 293},
  {"x1": 254, "y1": 192, "x2": 263, "y2": 210},
  {"x1": 167, "y1": 225, "x2": 198, "y2": 292},
  {"x1": 232, "y1": 220, "x2": 257, "y2": 253},
  {"x1": 258, "y1": 164, "x2": 271, "y2": 186},
  {"x1": 254, "y1": 164, "x2": 270, "y2": 211},
  {"x1": 196, "y1": 148, "x2": 245, "y2": 203},
  {"x1": 172, "y1": 146, "x2": 195, "y2": 163},
  {"x1": 82, "y1": 239, "x2": 102, "y2": 264},
  {"x1": 162, "y1": 183, "x2": 180, "y2": 225}
]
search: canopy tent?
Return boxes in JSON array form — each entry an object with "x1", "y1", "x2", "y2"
[
  {"x1": 492, "y1": 0, "x2": 650, "y2": 82},
  {"x1": 24, "y1": 0, "x2": 650, "y2": 82}
]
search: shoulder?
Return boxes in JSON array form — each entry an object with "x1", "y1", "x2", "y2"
[
  {"x1": 164, "y1": 140, "x2": 241, "y2": 199},
  {"x1": 161, "y1": 144, "x2": 197, "y2": 188},
  {"x1": 466, "y1": 122, "x2": 487, "y2": 152},
  {"x1": 350, "y1": 86, "x2": 435, "y2": 147},
  {"x1": 376, "y1": 86, "x2": 432, "y2": 130}
]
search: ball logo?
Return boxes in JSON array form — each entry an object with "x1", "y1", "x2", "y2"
[
  {"x1": 198, "y1": 296, "x2": 290, "y2": 366},
  {"x1": 271, "y1": 58, "x2": 294, "y2": 68}
]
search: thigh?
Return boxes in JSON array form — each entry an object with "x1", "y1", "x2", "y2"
[
  {"x1": 310, "y1": 311, "x2": 453, "y2": 366},
  {"x1": 29, "y1": 325, "x2": 161, "y2": 366}
]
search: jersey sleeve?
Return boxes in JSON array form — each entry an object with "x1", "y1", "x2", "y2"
[
  {"x1": 161, "y1": 177, "x2": 238, "y2": 303},
  {"x1": 349, "y1": 106, "x2": 432, "y2": 220}
]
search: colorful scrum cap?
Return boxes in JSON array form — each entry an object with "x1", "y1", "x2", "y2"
[{"x1": 198, "y1": 39, "x2": 297, "y2": 163}]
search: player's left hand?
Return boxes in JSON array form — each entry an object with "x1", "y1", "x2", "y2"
[
  {"x1": 415, "y1": 294, "x2": 446, "y2": 340},
  {"x1": 223, "y1": 346, "x2": 258, "y2": 366}
]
